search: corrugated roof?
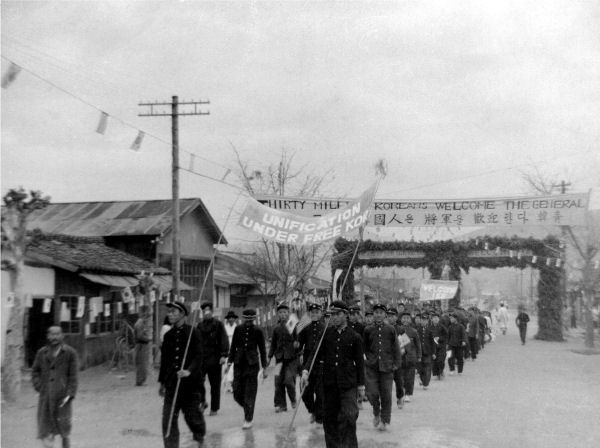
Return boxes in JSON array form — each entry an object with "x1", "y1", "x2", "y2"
[
  {"x1": 26, "y1": 199, "x2": 226, "y2": 244},
  {"x1": 27, "y1": 233, "x2": 170, "y2": 275}
]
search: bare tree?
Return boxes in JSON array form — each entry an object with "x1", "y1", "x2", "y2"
[
  {"x1": 232, "y1": 147, "x2": 333, "y2": 303},
  {"x1": 1, "y1": 188, "x2": 50, "y2": 402}
]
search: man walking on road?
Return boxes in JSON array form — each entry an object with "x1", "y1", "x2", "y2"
[
  {"x1": 302, "y1": 301, "x2": 366, "y2": 448},
  {"x1": 429, "y1": 311, "x2": 448, "y2": 380},
  {"x1": 227, "y1": 309, "x2": 268, "y2": 429},
  {"x1": 415, "y1": 313, "x2": 434, "y2": 389},
  {"x1": 447, "y1": 313, "x2": 467, "y2": 376},
  {"x1": 159, "y1": 302, "x2": 205, "y2": 448},
  {"x1": 268, "y1": 303, "x2": 300, "y2": 413},
  {"x1": 497, "y1": 303, "x2": 509, "y2": 335},
  {"x1": 515, "y1": 305, "x2": 530, "y2": 345},
  {"x1": 32, "y1": 326, "x2": 79, "y2": 448},
  {"x1": 197, "y1": 302, "x2": 229, "y2": 416},
  {"x1": 397, "y1": 311, "x2": 421, "y2": 404},
  {"x1": 363, "y1": 303, "x2": 401, "y2": 431},
  {"x1": 134, "y1": 305, "x2": 152, "y2": 386},
  {"x1": 297, "y1": 303, "x2": 326, "y2": 424}
]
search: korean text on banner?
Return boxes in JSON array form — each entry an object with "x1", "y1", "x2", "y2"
[
  {"x1": 256, "y1": 192, "x2": 590, "y2": 228},
  {"x1": 238, "y1": 182, "x2": 377, "y2": 245},
  {"x1": 419, "y1": 280, "x2": 459, "y2": 301}
]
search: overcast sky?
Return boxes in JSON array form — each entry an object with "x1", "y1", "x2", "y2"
[{"x1": 2, "y1": 0, "x2": 599, "y2": 244}]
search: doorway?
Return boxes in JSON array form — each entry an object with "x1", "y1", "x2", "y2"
[{"x1": 26, "y1": 297, "x2": 54, "y2": 367}]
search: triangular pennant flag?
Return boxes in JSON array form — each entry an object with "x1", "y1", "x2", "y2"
[
  {"x1": 531, "y1": 256, "x2": 538, "y2": 264},
  {"x1": 484, "y1": 242, "x2": 489, "y2": 251},
  {"x1": 1, "y1": 63, "x2": 22, "y2": 89},
  {"x1": 509, "y1": 250, "x2": 515, "y2": 258},
  {"x1": 546, "y1": 257, "x2": 552, "y2": 266},
  {"x1": 130, "y1": 131, "x2": 145, "y2": 151},
  {"x1": 96, "y1": 111, "x2": 109, "y2": 134},
  {"x1": 555, "y1": 258, "x2": 561, "y2": 268}
]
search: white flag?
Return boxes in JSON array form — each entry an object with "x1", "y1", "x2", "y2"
[
  {"x1": 76, "y1": 296, "x2": 85, "y2": 318},
  {"x1": 332, "y1": 269, "x2": 343, "y2": 301},
  {"x1": 96, "y1": 111, "x2": 109, "y2": 134},
  {"x1": 130, "y1": 131, "x2": 145, "y2": 151}
]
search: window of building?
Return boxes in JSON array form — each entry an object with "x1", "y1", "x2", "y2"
[{"x1": 59, "y1": 295, "x2": 81, "y2": 334}]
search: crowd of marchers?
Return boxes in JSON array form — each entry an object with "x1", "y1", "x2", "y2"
[{"x1": 30, "y1": 299, "x2": 529, "y2": 448}]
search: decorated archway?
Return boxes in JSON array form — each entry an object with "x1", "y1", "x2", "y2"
[{"x1": 332, "y1": 235, "x2": 564, "y2": 341}]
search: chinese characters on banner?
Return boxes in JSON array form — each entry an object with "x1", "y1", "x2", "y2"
[
  {"x1": 238, "y1": 182, "x2": 377, "y2": 245},
  {"x1": 419, "y1": 280, "x2": 459, "y2": 301},
  {"x1": 255, "y1": 193, "x2": 589, "y2": 228}
]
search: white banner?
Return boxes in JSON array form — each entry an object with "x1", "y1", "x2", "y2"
[
  {"x1": 239, "y1": 183, "x2": 377, "y2": 245},
  {"x1": 419, "y1": 280, "x2": 459, "y2": 301},
  {"x1": 256, "y1": 192, "x2": 590, "y2": 227}
]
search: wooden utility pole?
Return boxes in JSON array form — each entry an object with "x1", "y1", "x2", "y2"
[{"x1": 139, "y1": 97, "x2": 209, "y2": 301}]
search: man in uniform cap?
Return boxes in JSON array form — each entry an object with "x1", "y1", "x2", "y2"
[
  {"x1": 428, "y1": 311, "x2": 448, "y2": 380},
  {"x1": 348, "y1": 305, "x2": 365, "y2": 338},
  {"x1": 364, "y1": 308, "x2": 374, "y2": 326},
  {"x1": 197, "y1": 302, "x2": 229, "y2": 415},
  {"x1": 447, "y1": 312, "x2": 467, "y2": 375},
  {"x1": 414, "y1": 313, "x2": 434, "y2": 390},
  {"x1": 302, "y1": 301, "x2": 365, "y2": 448},
  {"x1": 297, "y1": 302, "x2": 325, "y2": 424},
  {"x1": 268, "y1": 303, "x2": 300, "y2": 412},
  {"x1": 396, "y1": 311, "x2": 421, "y2": 406},
  {"x1": 159, "y1": 302, "x2": 205, "y2": 448},
  {"x1": 363, "y1": 303, "x2": 401, "y2": 431},
  {"x1": 227, "y1": 309, "x2": 268, "y2": 429}
]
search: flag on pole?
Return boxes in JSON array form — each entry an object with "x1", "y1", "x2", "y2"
[
  {"x1": 296, "y1": 313, "x2": 311, "y2": 334},
  {"x1": 1, "y1": 63, "x2": 21, "y2": 89},
  {"x1": 332, "y1": 269, "x2": 343, "y2": 301},
  {"x1": 130, "y1": 131, "x2": 145, "y2": 151},
  {"x1": 96, "y1": 111, "x2": 109, "y2": 134}
]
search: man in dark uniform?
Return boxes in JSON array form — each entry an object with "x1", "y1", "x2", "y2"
[
  {"x1": 466, "y1": 308, "x2": 480, "y2": 361},
  {"x1": 447, "y1": 312, "x2": 467, "y2": 375},
  {"x1": 297, "y1": 303, "x2": 326, "y2": 424},
  {"x1": 268, "y1": 303, "x2": 300, "y2": 412},
  {"x1": 159, "y1": 302, "x2": 205, "y2": 448},
  {"x1": 415, "y1": 313, "x2": 434, "y2": 390},
  {"x1": 301, "y1": 301, "x2": 365, "y2": 448},
  {"x1": 197, "y1": 302, "x2": 229, "y2": 416},
  {"x1": 364, "y1": 308, "x2": 374, "y2": 326},
  {"x1": 386, "y1": 307, "x2": 403, "y2": 409},
  {"x1": 227, "y1": 309, "x2": 268, "y2": 429},
  {"x1": 348, "y1": 306, "x2": 365, "y2": 337},
  {"x1": 397, "y1": 311, "x2": 421, "y2": 405},
  {"x1": 429, "y1": 311, "x2": 448, "y2": 380},
  {"x1": 363, "y1": 303, "x2": 401, "y2": 431}
]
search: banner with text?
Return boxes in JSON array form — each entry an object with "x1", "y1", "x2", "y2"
[
  {"x1": 419, "y1": 280, "x2": 459, "y2": 301},
  {"x1": 256, "y1": 192, "x2": 589, "y2": 227},
  {"x1": 239, "y1": 183, "x2": 377, "y2": 245}
]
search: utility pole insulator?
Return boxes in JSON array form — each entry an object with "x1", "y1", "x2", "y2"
[{"x1": 138, "y1": 96, "x2": 210, "y2": 302}]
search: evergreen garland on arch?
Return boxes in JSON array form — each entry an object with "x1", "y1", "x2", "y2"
[{"x1": 332, "y1": 235, "x2": 564, "y2": 341}]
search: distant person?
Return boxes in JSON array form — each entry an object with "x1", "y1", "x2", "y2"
[
  {"x1": 515, "y1": 306, "x2": 530, "y2": 345},
  {"x1": 134, "y1": 305, "x2": 152, "y2": 386},
  {"x1": 447, "y1": 313, "x2": 467, "y2": 375},
  {"x1": 32, "y1": 326, "x2": 79, "y2": 448},
  {"x1": 497, "y1": 303, "x2": 509, "y2": 335},
  {"x1": 197, "y1": 302, "x2": 229, "y2": 416},
  {"x1": 223, "y1": 310, "x2": 239, "y2": 393},
  {"x1": 268, "y1": 303, "x2": 299, "y2": 413}
]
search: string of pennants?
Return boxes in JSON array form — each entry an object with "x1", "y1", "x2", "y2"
[{"x1": 1, "y1": 60, "x2": 231, "y2": 181}]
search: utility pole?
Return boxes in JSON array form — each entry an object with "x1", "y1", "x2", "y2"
[
  {"x1": 552, "y1": 180, "x2": 571, "y2": 320},
  {"x1": 139, "y1": 96, "x2": 210, "y2": 302}
]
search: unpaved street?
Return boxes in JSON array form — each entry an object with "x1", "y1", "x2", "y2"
[{"x1": 2, "y1": 320, "x2": 599, "y2": 448}]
